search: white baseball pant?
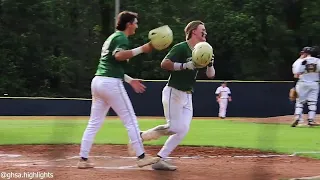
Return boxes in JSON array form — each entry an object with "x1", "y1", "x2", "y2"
[
  {"x1": 79, "y1": 76, "x2": 144, "y2": 158},
  {"x1": 218, "y1": 98, "x2": 228, "y2": 118},
  {"x1": 157, "y1": 86, "x2": 193, "y2": 158},
  {"x1": 294, "y1": 81, "x2": 319, "y2": 121}
]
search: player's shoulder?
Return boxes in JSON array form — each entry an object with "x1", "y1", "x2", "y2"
[
  {"x1": 292, "y1": 58, "x2": 303, "y2": 66},
  {"x1": 171, "y1": 41, "x2": 188, "y2": 49},
  {"x1": 293, "y1": 58, "x2": 303, "y2": 63},
  {"x1": 110, "y1": 31, "x2": 128, "y2": 43}
]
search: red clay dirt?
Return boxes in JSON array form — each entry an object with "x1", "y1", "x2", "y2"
[{"x1": 0, "y1": 115, "x2": 320, "y2": 180}]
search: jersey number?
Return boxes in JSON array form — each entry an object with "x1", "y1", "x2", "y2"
[
  {"x1": 101, "y1": 39, "x2": 111, "y2": 57},
  {"x1": 305, "y1": 64, "x2": 317, "y2": 73}
]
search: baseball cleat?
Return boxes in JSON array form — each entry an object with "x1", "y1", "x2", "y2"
[
  {"x1": 308, "y1": 121, "x2": 319, "y2": 127},
  {"x1": 152, "y1": 159, "x2": 177, "y2": 171},
  {"x1": 137, "y1": 156, "x2": 160, "y2": 168},
  {"x1": 291, "y1": 120, "x2": 300, "y2": 127},
  {"x1": 77, "y1": 159, "x2": 94, "y2": 169}
]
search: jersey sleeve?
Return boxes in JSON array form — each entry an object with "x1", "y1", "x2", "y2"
[
  {"x1": 292, "y1": 60, "x2": 298, "y2": 74},
  {"x1": 215, "y1": 87, "x2": 221, "y2": 95},
  {"x1": 292, "y1": 59, "x2": 303, "y2": 74},
  {"x1": 227, "y1": 87, "x2": 231, "y2": 94},
  {"x1": 164, "y1": 44, "x2": 181, "y2": 62},
  {"x1": 316, "y1": 59, "x2": 320, "y2": 72},
  {"x1": 112, "y1": 36, "x2": 130, "y2": 56},
  {"x1": 292, "y1": 59, "x2": 305, "y2": 74}
]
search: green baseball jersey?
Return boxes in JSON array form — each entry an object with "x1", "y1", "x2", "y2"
[
  {"x1": 95, "y1": 31, "x2": 129, "y2": 79},
  {"x1": 165, "y1": 41, "x2": 198, "y2": 92}
]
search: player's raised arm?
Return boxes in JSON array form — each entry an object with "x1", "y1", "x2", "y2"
[
  {"x1": 115, "y1": 25, "x2": 174, "y2": 61},
  {"x1": 114, "y1": 42, "x2": 153, "y2": 61},
  {"x1": 292, "y1": 59, "x2": 306, "y2": 75}
]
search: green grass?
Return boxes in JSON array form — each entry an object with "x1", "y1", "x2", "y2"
[{"x1": 0, "y1": 118, "x2": 319, "y2": 159}]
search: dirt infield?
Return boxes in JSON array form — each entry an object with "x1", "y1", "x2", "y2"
[
  {"x1": 1, "y1": 115, "x2": 320, "y2": 180},
  {"x1": 1, "y1": 145, "x2": 320, "y2": 180}
]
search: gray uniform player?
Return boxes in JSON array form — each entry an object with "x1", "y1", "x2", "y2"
[{"x1": 291, "y1": 46, "x2": 320, "y2": 127}]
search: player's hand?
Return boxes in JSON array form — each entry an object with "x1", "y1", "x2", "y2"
[
  {"x1": 183, "y1": 61, "x2": 196, "y2": 70},
  {"x1": 228, "y1": 98, "x2": 232, "y2": 102},
  {"x1": 129, "y1": 79, "x2": 146, "y2": 93},
  {"x1": 141, "y1": 42, "x2": 153, "y2": 53}
]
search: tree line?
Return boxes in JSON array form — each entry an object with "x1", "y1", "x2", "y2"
[{"x1": 1, "y1": 0, "x2": 319, "y2": 97}]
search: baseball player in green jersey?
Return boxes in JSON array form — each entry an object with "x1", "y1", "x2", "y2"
[
  {"x1": 77, "y1": 11, "x2": 160, "y2": 169},
  {"x1": 128, "y1": 21, "x2": 216, "y2": 170}
]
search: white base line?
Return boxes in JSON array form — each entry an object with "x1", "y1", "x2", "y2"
[
  {"x1": 8, "y1": 154, "x2": 295, "y2": 169},
  {"x1": 3, "y1": 160, "x2": 45, "y2": 163},
  {"x1": 65, "y1": 154, "x2": 293, "y2": 160},
  {"x1": 292, "y1": 152, "x2": 320, "y2": 156},
  {"x1": 289, "y1": 175, "x2": 320, "y2": 180},
  {"x1": 13, "y1": 163, "x2": 153, "y2": 170},
  {"x1": 3, "y1": 151, "x2": 320, "y2": 171},
  {"x1": 0, "y1": 154, "x2": 22, "y2": 158}
]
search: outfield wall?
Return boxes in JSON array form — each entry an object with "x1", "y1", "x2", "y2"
[{"x1": 0, "y1": 81, "x2": 311, "y2": 117}]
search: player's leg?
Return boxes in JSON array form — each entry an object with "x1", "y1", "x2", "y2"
[
  {"x1": 78, "y1": 77, "x2": 110, "y2": 169},
  {"x1": 307, "y1": 83, "x2": 319, "y2": 126},
  {"x1": 152, "y1": 91, "x2": 193, "y2": 171},
  {"x1": 292, "y1": 100, "x2": 304, "y2": 127},
  {"x1": 157, "y1": 97, "x2": 192, "y2": 158},
  {"x1": 127, "y1": 86, "x2": 177, "y2": 157},
  {"x1": 220, "y1": 99, "x2": 228, "y2": 118},
  {"x1": 291, "y1": 83, "x2": 307, "y2": 127},
  {"x1": 218, "y1": 99, "x2": 223, "y2": 118},
  {"x1": 140, "y1": 86, "x2": 184, "y2": 142},
  {"x1": 107, "y1": 79, "x2": 159, "y2": 167}
]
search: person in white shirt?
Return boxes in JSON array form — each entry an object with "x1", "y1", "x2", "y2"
[
  {"x1": 291, "y1": 46, "x2": 320, "y2": 127},
  {"x1": 290, "y1": 47, "x2": 310, "y2": 125},
  {"x1": 215, "y1": 81, "x2": 232, "y2": 119}
]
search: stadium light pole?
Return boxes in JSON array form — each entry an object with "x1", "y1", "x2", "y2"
[{"x1": 115, "y1": 0, "x2": 120, "y2": 31}]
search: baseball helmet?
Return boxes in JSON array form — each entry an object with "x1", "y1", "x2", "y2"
[
  {"x1": 148, "y1": 25, "x2": 173, "y2": 51},
  {"x1": 300, "y1": 46, "x2": 313, "y2": 54},
  {"x1": 192, "y1": 42, "x2": 214, "y2": 68},
  {"x1": 311, "y1": 46, "x2": 320, "y2": 58}
]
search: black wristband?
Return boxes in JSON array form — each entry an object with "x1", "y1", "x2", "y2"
[{"x1": 207, "y1": 61, "x2": 213, "y2": 67}]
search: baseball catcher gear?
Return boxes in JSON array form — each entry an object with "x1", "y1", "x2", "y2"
[
  {"x1": 148, "y1": 25, "x2": 173, "y2": 50},
  {"x1": 289, "y1": 87, "x2": 298, "y2": 101}
]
